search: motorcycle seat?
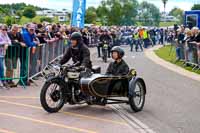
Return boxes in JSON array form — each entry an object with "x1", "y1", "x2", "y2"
[{"x1": 92, "y1": 66, "x2": 101, "y2": 74}]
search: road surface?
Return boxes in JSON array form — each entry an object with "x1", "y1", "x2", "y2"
[{"x1": 0, "y1": 46, "x2": 200, "y2": 133}]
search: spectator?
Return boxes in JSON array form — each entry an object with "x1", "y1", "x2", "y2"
[
  {"x1": 6, "y1": 24, "x2": 26, "y2": 87},
  {"x1": 184, "y1": 29, "x2": 193, "y2": 63},
  {"x1": 0, "y1": 24, "x2": 11, "y2": 87},
  {"x1": 20, "y1": 23, "x2": 39, "y2": 86},
  {"x1": 46, "y1": 25, "x2": 56, "y2": 43},
  {"x1": 191, "y1": 27, "x2": 200, "y2": 64},
  {"x1": 176, "y1": 28, "x2": 185, "y2": 60},
  {"x1": 143, "y1": 28, "x2": 149, "y2": 48},
  {"x1": 35, "y1": 24, "x2": 47, "y2": 44}
]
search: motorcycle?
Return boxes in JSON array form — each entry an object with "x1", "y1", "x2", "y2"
[
  {"x1": 40, "y1": 64, "x2": 146, "y2": 113},
  {"x1": 101, "y1": 40, "x2": 109, "y2": 63}
]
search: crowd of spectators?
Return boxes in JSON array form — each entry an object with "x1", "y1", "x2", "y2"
[{"x1": 0, "y1": 22, "x2": 199, "y2": 88}]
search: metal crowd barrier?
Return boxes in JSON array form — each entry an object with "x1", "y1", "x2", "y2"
[
  {"x1": 0, "y1": 39, "x2": 65, "y2": 87},
  {"x1": 177, "y1": 42, "x2": 200, "y2": 71},
  {"x1": 29, "y1": 39, "x2": 64, "y2": 79},
  {"x1": 0, "y1": 44, "x2": 29, "y2": 86}
]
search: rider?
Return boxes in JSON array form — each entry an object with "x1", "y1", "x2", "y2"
[
  {"x1": 59, "y1": 32, "x2": 92, "y2": 69},
  {"x1": 106, "y1": 46, "x2": 129, "y2": 75},
  {"x1": 98, "y1": 30, "x2": 112, "y2": 58}
]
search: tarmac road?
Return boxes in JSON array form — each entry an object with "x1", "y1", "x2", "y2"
[{"x1": 0, "y1": 46, "x2": 200, "y2": 133}]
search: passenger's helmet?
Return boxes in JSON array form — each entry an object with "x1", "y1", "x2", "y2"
[
  {"x1": 111, "y1": 46, "x2": 125, "y2": 58},
  {"x1": 71, "y1": 32, "x2": 82, "y2": 41}
]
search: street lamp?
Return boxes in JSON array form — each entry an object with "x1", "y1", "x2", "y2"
[{"x1": 162, "y1": 0, "x2": 168, "y2": 15}]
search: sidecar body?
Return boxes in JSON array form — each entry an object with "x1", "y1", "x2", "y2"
[{"x1": 80, "y1": 70, "x2": 146, "y2": 98}]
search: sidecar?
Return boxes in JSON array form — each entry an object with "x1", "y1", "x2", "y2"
[{"x1": 80, "y1": 69, "x2": 146, "y2": 112}]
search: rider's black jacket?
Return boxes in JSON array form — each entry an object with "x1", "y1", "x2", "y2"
[
  {"x1": 60, "y1": 43, "x2": 92, "y2": 68},
  {"x1": 99, "y1": 34, "x2": 112, "y2": 46},
  {"x1": 106, "y1": 59, "x2": 129, "y2": 76}
]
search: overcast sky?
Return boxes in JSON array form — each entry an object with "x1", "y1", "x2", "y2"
[{"x1": 0, "y1": 0, "x2": 198, "y2": 12}]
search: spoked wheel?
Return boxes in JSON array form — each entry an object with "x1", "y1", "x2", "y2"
[
  {"x1": 102, "y1": 49, "x2": 108, "y2": 63},
  {"x1": 103, "y1": 50, "x2": 107, "y2": 63},
  {"x1": 129, "y1": 80, "x2": 145, "y2": 112},
  {"x1": 40, "y1": 80, "x2": 65, "y2": 113}
]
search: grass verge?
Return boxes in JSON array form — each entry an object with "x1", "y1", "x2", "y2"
[{"x1": 154, "y1": 45, "x2": 200, "y2": 75}]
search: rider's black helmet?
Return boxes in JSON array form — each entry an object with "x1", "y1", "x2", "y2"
[
  {"x1": 111, "y1": 46, "x2": 125, "y2": 58},
  {"x1": 71, "y1": 32, "x2": 82, "y2": 41}
]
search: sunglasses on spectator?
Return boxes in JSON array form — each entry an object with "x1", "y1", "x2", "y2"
[
  {"x1": 2, "y1": 29, "x2": 7, "y2": 31},
  {"x1": 29, "y1": 28, "x2": 35, "y2": 31}
]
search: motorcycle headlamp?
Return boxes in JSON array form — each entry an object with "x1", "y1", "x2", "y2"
[{"x1": 131, "y1": 69, "x2": 137, "y2": 76}]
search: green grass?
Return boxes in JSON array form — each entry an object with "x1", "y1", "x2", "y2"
[
  {"x1": 154, "y1": 45, "x2": 200, "y2": 75},
  {"x1": 159, "y1": 22, "x2": 177, "y2": 27}
]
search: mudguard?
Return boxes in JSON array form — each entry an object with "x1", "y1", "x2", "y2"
[
  {"x1": 45, "y1": 76, "x2": 70, "y2": 94},
  {"x1": 129, "y1": 77, "x2": 146, "y2": 96}
]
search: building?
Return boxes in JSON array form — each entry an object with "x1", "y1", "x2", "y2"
[
  {"x1": 160, "y1": 12, "x2": 178, "y2": 22},
  {"x1": 36, "y1": 9, "x2": 70, "y2": 22}
]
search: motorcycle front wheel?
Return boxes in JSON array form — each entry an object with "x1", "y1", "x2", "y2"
[
  {"x1": 40, "y1": 79, "x2": 65, "y2": 113},
  {"x1": 102, "y1": 49, "x2": 108, "y2": 63}
]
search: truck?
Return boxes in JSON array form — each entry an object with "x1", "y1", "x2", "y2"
[{"x1": 185, "y1": 10, "x2": 200, "y2": 29}]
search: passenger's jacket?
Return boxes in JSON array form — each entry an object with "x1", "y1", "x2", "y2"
[
  {"x1": 60, "y1": 43, "x2": 92, "y2": 68},
  {"x1": 106, "y1": 59, "x2": 129, "y2": 76}
]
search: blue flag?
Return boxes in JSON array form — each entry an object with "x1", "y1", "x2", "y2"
[{"x1": 71, "y1": 0, "x2": 86, "y2": 28}]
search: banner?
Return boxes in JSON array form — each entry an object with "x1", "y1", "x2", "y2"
[{"x1": 71, "y1": 0, "x2": 86, "y2": 28}]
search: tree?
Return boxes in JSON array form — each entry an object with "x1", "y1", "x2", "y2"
[
  {"x1": 22, "y1": 7, "x2": 36, "y2": 19},
  {"x1": 191, "y1": 4, "x2": 200, "y2": 10},
  {"x1": 40, "y1": 16, "x2": 52, "y2": 23},
  {"x1": 120, "y1": 0, "x2": 138, "y2": 25},
  {"x1": 138, "y1": 1, "x2": 160, "y2": 26},
  {"x1": 0, "y1": 7, "x2": 5, "y2": 14},
  {"x1": 96, "y1": 0, "x2": 138, "y2": 26},
  {"x1": 169, "y1": 7, "x2": 183, "y2": 24},
  {"x1": 4, "y1": 16, "x2": 15, "y2": 26},
  {"x1": 32, "y1": 16, "x2": 41, "y2": 23},
  {"x1": 16, "y1": 10, "x2": 23, "y2": 17},
  {"x1": 85, "y1": 7, "x2": 97, "y2": 24},
  {"x1": 96, "y1": 1, "x2": 109, "y2": 25},
  {"x1": 19, "y1": 16, "x2": 31, "y2": 25}
]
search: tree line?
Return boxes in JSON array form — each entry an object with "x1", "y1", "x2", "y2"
[
  {"x1": 85, "y1": 0, "x2": 200, "y2": 26},
  {"x1": 0, "y1": 2, "x2": 200, "y2": 26}
]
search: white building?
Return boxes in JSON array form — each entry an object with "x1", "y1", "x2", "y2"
[{"x1": 36, "y1": 9, "x2": 70, "y2": 22}]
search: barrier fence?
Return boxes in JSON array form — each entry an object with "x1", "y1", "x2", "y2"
[
  {"x1": 29, "y1": 39, "x2": 64, "y2": 79},
  {"x1": 0, "y1": 39, "x2": 65, "y2": 87},
  {"x1": 176, "y1": 42, "x2": 200, "y2": 71}
]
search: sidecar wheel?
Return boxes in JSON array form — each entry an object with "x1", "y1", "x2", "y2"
[
  {"x1": 40, "y1": 80, "x2": 65, "y2": 113},
  {"x1": 129, "y1": 80, "x2": 145, "y2": 112}
]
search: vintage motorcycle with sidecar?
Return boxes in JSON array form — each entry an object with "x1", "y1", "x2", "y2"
[{"x1": 40, "y1": 64, "x2": 146, "y2": 113}]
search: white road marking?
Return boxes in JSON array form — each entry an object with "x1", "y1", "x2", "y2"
[
  {"x1": 111, "y1": 105, "x2": 156, "y2": 133},
  {"x1": 132, "y1": 56, "x2": 136, "y2": 59}
]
